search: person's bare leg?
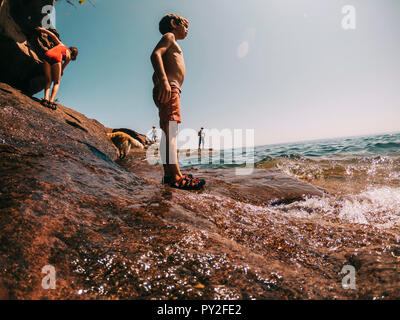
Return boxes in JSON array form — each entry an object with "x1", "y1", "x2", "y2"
[
  {"x1": 161, "y1": 120, "x2": 182, "y2": 181},
  {"x1": 159, "y1": 122, "x2": 168, "y2": 176},
  {"x1": 168, "y1": 128, "x2": 182, "y2": 181},
  {"x1": 49, "y1": 62, "x2": 62, "y2": 103},
  {"x1": 43, "y1": 62, "x2": 52, "y2": 101}
]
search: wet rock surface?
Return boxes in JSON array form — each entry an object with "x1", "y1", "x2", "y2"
[{"x1": 1, "y1": 83, "x2": 399, "y2": 299}]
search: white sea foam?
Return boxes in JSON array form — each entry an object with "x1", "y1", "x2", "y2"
[
  {"x1": 183, "y1": 186, "x2": 400, "y2": 231},
  {"x1": 283, "y1": 187, "x2": 400, "y2": 229}
]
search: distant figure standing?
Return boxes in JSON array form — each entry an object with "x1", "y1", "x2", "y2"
[
  {"x1": 198, "y1": 127, "x2": 205, "y2": 149},
  {"x1": 36, "y1": 27, "x2": 78, "y2": 110},
  {"x1": 151, "y1": 126, "x2": 158, "y2": 143}
]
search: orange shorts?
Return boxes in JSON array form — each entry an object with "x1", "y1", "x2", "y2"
[
  {"x1": 153, "y1": 81, "x2": 182, "y2": 127},
  {"x1": 45, "y1": 44, "x2": 68, "y2": 65}
]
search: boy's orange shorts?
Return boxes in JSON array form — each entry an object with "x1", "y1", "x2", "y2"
[{"x1": 153, "y1": 81, "x2": 182, "y2": 127}]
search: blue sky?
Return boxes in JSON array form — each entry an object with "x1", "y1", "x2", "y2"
[{"x1": 41, "y1": 0, "x2": 400, "y2": 146}]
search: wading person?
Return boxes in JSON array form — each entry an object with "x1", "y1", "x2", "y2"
[
  {"x1": 198, "y1": 127, "x2": 205, "y2": 149},
  {"x1": 151, "y1": 14, "x2": 205, "y2": 190},
  {"x1": 36, "y1": 27, "x2": 78, "y2": 110}
]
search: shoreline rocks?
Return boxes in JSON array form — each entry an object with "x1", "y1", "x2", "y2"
[{"x1": 1, "y1": 83, "x2": 399, "y2": 300}]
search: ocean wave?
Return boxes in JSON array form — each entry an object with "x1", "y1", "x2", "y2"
[
  {"x1": 253, "y1": 154, "x2": 400, "y2": 197},
  {"x1": 280, "y1": 187, "x2": 400, "y2": 230},
  {"x1": 369, "y1": 141, "x2": 400, "y2": 150}
]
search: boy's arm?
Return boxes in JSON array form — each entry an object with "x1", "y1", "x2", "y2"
[
  {"x1": 61, "y1": 50, "x2": 72, "y2": 75},
  {"x1": 151, "y1": 33, "x2": 174, "y2": 103},
  {"x1": 61, "y1": 58, "x2": 70, "y2": 75},
  {"x1": 36, "y1": 27, "x2": 62, "y2": 45}
]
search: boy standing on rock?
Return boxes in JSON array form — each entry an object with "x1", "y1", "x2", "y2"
[{"x1": 151, "y1": 14, "x2": 205, "y2": 190}]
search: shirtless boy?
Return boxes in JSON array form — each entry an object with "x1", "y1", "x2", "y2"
[{"x1": 151, "y1": 14, "x2": 205, "y2": 190}]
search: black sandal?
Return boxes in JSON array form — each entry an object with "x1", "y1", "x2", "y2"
[
  {"x1": 41, "y1": 99, "x2": 50, "y2": 107},
  {"x1": 41, "y1": 100, "x2": 57, "y2": 110},
  {"x1": 49, "y1": 102, "x2": 57, "y2": 110},
  {"x1": 162, "y1": 174, "x2": 193, "y2": 185},
  {"x1": 170, "y1": 175, "x2": 205, "y2": 190}
]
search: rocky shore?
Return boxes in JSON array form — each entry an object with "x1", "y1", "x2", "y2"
[{"x1": 1, "y1": 83, "x2": 399, "y2": 299}]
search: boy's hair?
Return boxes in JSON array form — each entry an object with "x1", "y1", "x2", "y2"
[
  {"x1": 159, "y1": 14, "x2": 189, "y2": 35},
  {"x1": 69, "y1": 47, "x2": 78, "y2": 61}
]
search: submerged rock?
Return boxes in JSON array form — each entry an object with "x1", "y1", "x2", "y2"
[{"x1": 1, "y1": 83, "x2": 399, "y2": 300}]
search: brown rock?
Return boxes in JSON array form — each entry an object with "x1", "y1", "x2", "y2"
[
  {"x1": 1, "y1": 82, "x2": 399, "y2": 300},
  {"x1": 0, "y1": 0, "x2": 58, "y2": 95}
]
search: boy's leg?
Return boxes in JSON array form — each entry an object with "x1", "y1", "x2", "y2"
[
  {"x1": 159, "y1": 122, "x2": 168, "y2": 174},
  {"x1": 43, "y1": 62, "x2": 52, "y2": 101},
  {"x1": 49, "y1": 62, "x2": 62, "y2": 103},
  {"x1": 160, "y1": 120, "x2": 182, "y2": 181}
]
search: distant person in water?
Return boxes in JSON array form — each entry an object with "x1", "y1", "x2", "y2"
[
  {"x1": 151, "y1": 14, "x2": 205, "y2": 190},
  {"x1": 36, "y1": 27, "x2": 78, "y2": 110},
  {"x1": 198, "y1": 127, "x2": 205, "y2": 149},
  {"x1": 151, "y1": 126, "x2": 158, "y2": 143}
]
